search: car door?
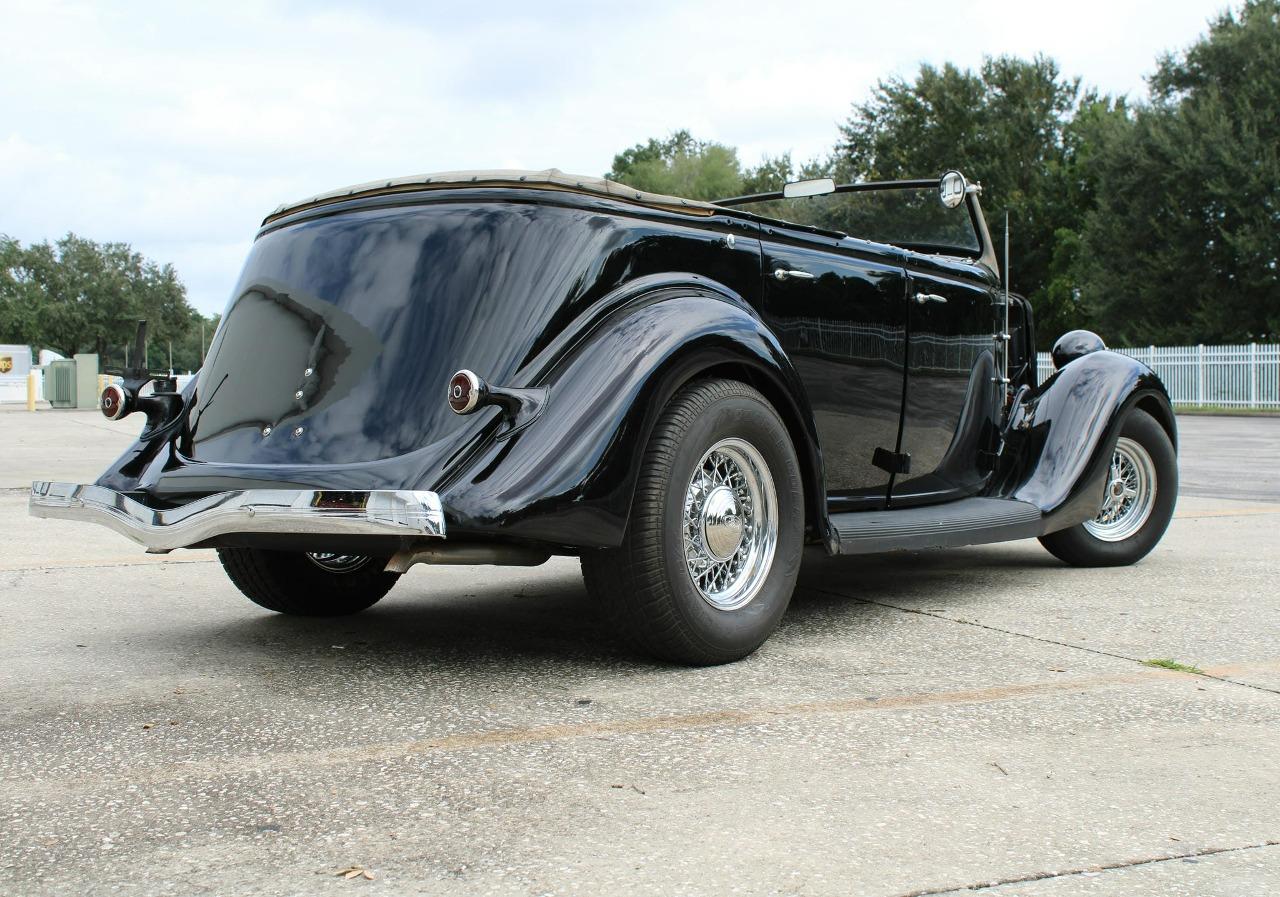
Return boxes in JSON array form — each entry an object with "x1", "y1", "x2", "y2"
[
  {"x1": 891, "y1": 262, "x2": 1001, "y2": 505},
  {"x1": 759, "y1": 232, "x2": 908, "y2": 510}
]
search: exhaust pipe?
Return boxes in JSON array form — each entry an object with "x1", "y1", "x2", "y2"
[{"x1": 386, "y1": 543, "x2": 550, "y2": 574}]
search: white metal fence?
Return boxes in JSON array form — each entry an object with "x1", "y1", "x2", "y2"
[{"x1": 1037, "y1": 344, "x2": 1280, "y2": 409}]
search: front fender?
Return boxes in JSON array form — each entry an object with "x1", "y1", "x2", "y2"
[
  {"x1": 438, "y1": 288, "x2": 824, "y2": 548},
  {"x1": 994, "y1": 350, "x2": 1175, "y2": 533}
]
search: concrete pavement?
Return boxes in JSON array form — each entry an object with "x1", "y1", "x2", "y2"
[
  {"x1": 2, "y1": 408, "x2": 1278, "y2": 895},
  {"x1": 1174, "y1": 414, "x2": 1280, "y2": 502}
]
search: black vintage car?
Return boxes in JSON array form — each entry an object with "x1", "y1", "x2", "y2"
[{"x1": 30, "y1": 169, "x2": 1177, "y2": 664}]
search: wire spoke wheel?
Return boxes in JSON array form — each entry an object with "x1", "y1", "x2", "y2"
[
  {"x1": 1083, "y1": 436, "x2": 1157, "y2": 542},
  {"x1": 305, "y1": 552, "x2": 374, "y2": 573},
  {"x1": 681, "y1": 437, "x2": 778, "y2": 611},
  {"x1": 580, "y1": 378, "x2": 803, "y2": 664}
]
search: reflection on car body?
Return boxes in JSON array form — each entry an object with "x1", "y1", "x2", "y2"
[{"x1": 30, "y1": 168, "x2": 1179, "y2": 664}]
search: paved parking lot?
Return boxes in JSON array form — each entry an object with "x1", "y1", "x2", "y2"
[{"x1": 2, "y1": 408, "x2": 1278, "y2": 896}]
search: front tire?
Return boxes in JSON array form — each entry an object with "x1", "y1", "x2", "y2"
[
  {"x1": 1038, "y1": 408, "x2": 1177, "y2": 567},
  {"x1": 581, "y1": 378, "x2": 804, "y2": 665},
  {"x1": 217, "y1": 548, "x2": 399, "y2": 616}
]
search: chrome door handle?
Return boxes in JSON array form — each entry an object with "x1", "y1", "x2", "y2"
[
  {"x1": 914, "y1": 292, "x2": 948, "y2": 305},
  {"x1": 773, "y1": 267, "x2": 815, "y2": 281}
]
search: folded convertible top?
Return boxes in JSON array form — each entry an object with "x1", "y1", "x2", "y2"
[{"x1": 266, "y1": 168, "x2": 719, "y2": 224}]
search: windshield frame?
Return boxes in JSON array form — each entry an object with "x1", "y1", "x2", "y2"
[{"x1": 714, "y1": 177, "x2": 998, "y2": 274}]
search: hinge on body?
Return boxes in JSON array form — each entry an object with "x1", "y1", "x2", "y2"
[{"x1": 872, "y1": 447, "x2": 911, "y2": 475}]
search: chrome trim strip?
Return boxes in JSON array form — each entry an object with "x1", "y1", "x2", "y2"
[{"x1": 28, "y1": 482, "x2": 446, "y2": 553}]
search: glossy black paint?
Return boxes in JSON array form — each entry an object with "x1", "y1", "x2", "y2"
[
  {"x1": 991, "y1": 349, "x2": 1176, "y2": 532},
  {"x1": 759, "y1": 231, "x2": 906, "y2": 506},
  {"x1": 893, "y1": 263, "x2": 1001, "y2": 505},
  {"x1": 1006, "y1": 294, "x2": 1037, "y2": 391},
  {"x1": 188, "y1": 200, "x2": 755, "y2": 468},
  {"x1": 93, "y1": 182, "x2": 1172, "y2": 556},
  {"x1": 440, "y1": 289, "x2": 826, "y2": 548},
  {"x1": 105, "y1": 189, "x2": 829, "y2": 546},
  {"x1": 1051, "y1": 329, "x2": 1108, "y2": 370}
]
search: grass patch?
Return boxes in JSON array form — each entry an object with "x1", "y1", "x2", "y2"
[
  {"x1": 1142, "y1": 658, "x2": 1206, "y2": 675},
  {"x1": 1174, "y1": 405, "x2": 1280, "y2": 416}
]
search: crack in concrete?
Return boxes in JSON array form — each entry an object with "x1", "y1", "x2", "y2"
[
  {"x1": 809, "y1": 587, "x2": 1280, "y2": 698},
  {"x1": 1174, "y1": 507, "x2": 1280, "y2": 517},
  {"x1": 891, "y1": 839, "x2": 1280, "y2": 896},
  {"x1": 0, "y1": 556, "x2": 215, "y2": 573},
  {"x1": 9, "y1": 660, "x2": 1279, "y2": 799}
]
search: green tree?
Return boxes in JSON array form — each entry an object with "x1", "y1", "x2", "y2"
[
  {"x1": 1038, "y1": 94, "x2": 1135, "y2": 334},
  {"x1": 1081, "y1": 0, "x2": 1280, "y2": 343},
  {"x1": 0, "y1": 233, "x2": 204, "y2": 369},
  {"x1": 739, "y1": 152, "x2": 794, "y2": 195},
  {"x1": 0, "y1": 236, "x2": 41, "y2": 344},
  {"x1": 606, "y1": 130, "x2": 746, "y2": 200},
  {"x1": 170, "y1": 311, "x2": 220, "y2": 373},
  {"x1": 607, "y1": 133, "x2": 824, "y2": 200},
  {"x1": 837, "y1": 55, "x2": 1088, "y2": 346}
]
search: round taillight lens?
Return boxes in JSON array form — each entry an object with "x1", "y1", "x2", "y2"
[
  {"x1": 101, "y1": 384, "x2": 130, "y2": 420},
  {"x1": 448, "y1": 370, "x2": 483, "y2": 414}
]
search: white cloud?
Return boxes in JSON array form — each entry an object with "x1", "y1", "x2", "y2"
[{"x1": 0, "y1": 0, "x2": 1225, "y2": 314}]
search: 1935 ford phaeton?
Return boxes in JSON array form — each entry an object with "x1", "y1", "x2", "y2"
[{"x1": 30, "y1": 169, "x2": 1177, "y2": 664}]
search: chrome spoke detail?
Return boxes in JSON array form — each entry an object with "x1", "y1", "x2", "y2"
[
  {"x1": 682, "y1": 437, "x2": 778, "y2": 611},
  {"x1": 1083, "y1": 436, "x2": 1157, "y2": 542},
  {"x1": 305, "y1": 552, "x2": 373, "y2": 573}
]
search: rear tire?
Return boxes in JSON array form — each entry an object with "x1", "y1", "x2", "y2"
[
  {"x1": 581, "y1": 378, "x2": 804, "y2": 665},
  {"x1": 1038, "y1": 408, "x2": 1177, "y2": 567},
  {"x1": 217, "y1": 548, "x2": 399, "y2": 616}
]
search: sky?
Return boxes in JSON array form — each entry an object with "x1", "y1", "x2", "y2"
[{"x1": 1, "y1": 0, "x2": 1231, "y2": 316}]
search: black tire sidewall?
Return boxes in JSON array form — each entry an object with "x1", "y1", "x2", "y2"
[
  {"x1": 218, "y1": 547, "x2": 398, "y2": 615},
  {"x1": 656, "y1": 390, "x2": 804, "y2": 656},
  {"x1": 1042, "y1": 409, "x2": 1177, "y2": 566}
]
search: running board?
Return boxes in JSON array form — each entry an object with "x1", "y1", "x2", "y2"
[{"x1": 830, "y1": 497, "x2": 1042, "y2": 555}]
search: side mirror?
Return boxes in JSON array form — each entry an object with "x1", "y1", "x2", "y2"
[
  {"x1": 782, "y1": 178, "x2": 835, "y2": 199},
  {"x1": 939, "y1": 170, "x2": 968, "y2": 208}
]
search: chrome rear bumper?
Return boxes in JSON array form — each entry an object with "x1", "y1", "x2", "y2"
[{"x1": 28, "y1": 481, "x2": 446, "y2": 553}]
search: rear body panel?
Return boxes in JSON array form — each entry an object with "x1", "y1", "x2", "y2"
[
  {"x1": 74, "y1": 182, "x2": 1172, "y2": 555},
  {"x1": 116, "y1": 189, "x2": 788, "y2": 548}
]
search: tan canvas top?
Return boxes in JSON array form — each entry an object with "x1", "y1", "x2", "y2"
[{"x1": 265, "y1": 168, "x2": 720, "y2": 223}]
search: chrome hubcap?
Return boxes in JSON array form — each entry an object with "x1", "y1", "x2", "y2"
[
  {"x1": 701, "y1": 486, "x2": 744, "y2": 561},
  {"x1": 682, "y1": 437, "x2": 778, "y2": 611},
  {"x1": 305, "y1": 552, "x2": 373, "y2": 573},
  {"x1": 1083, "y1": 436, "x2": 1157, "y2": 542}
]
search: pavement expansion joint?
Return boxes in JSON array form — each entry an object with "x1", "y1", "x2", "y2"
[
  {"x1": 890, "y1": 838, "x2": 1280, "y2": 896},
  {"x1": 1174, "y1": 507, "x2": 1280, "y2": 518},
  {"x1": 13, "y1": 661, "x2": 1278, "y2": 801},
  {"x1": 809, "y1": 587, "x2": 1280, "y2": 698},
  {"x1": 0, "y1": 556, "x2": 216, "y2": 573},
  {"x1": 66, "y1": 418, "x2": 142, "y2": 437}
]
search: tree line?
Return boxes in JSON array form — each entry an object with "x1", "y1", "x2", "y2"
[
  {"x1": 607, "y1": 1, "x2": 1279, "y2": 349},
  {"x1": 0, "y1": 233, "x2": 216, "y2": 373},
  {"x1": 2, "y1": 2, "x2": 1274, "y2": 364}
]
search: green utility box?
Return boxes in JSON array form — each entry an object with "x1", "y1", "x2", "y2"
[
  {"x1": 73, "y1": 354, "x2": 99, "y2": 409},
  {"x1": 46, "y1": 360, "x2": 77, "y2": 408}
]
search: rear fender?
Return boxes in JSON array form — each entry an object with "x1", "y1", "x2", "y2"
[
  {"x1": 439, "y1": 288, "x2": 826, "y2": 548},
  {"x1": 994, "y1": 350, "x2": 1176, "y2": 533}
]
